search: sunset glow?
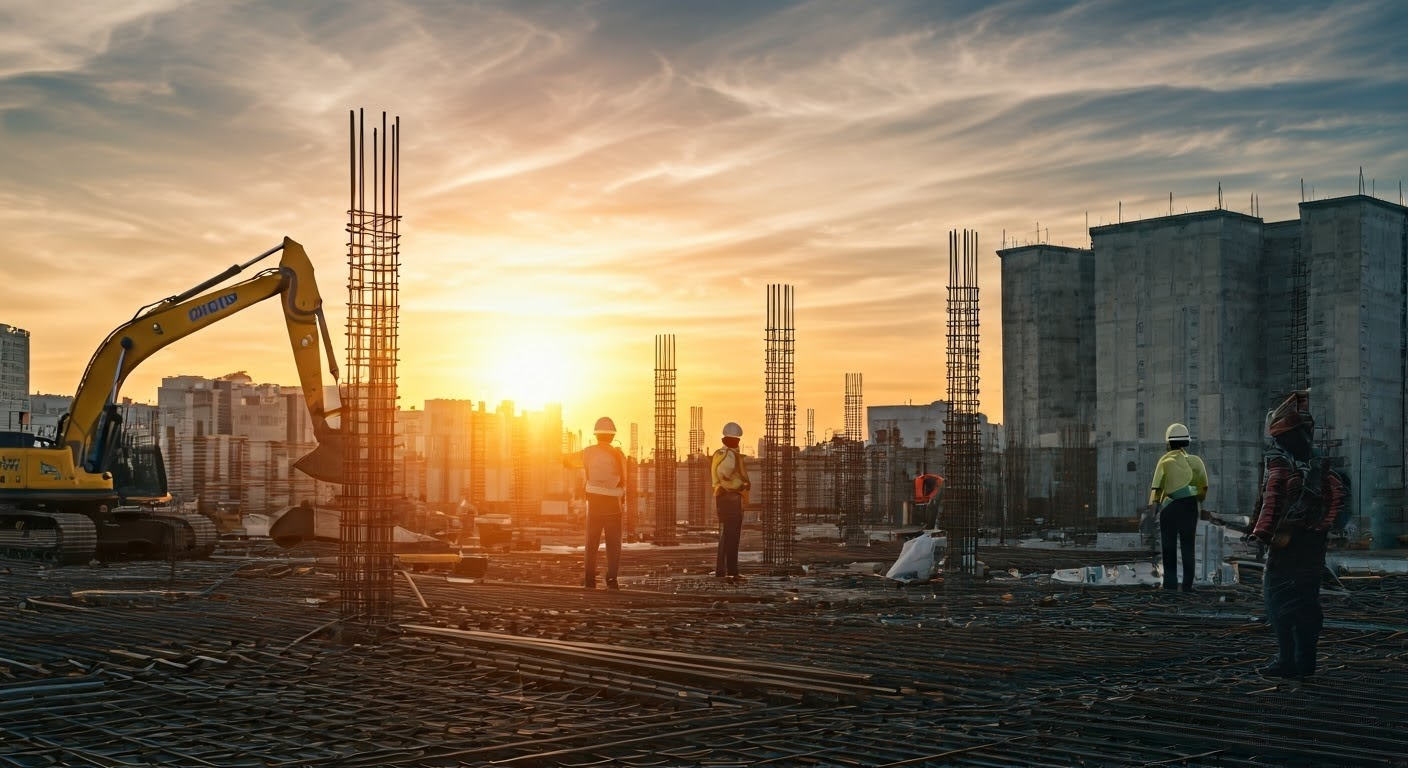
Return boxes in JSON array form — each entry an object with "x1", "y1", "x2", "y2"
[{"x1": 2, "y1": 1, "x2": 1404, "y2": 441}]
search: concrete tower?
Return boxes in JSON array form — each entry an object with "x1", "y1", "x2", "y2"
[
  {"x1": 1091, "y1": 210, "x2": 1267, "y2": 521},
  {"x1": 998, "y1": 245, "x2": 1096, "y2": 529}
]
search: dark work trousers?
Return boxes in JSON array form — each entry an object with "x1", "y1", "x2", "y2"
[
  {"x1": 584, "y1": 494, "x2": 623, "y2": 585},
  {"x1": 1264, "y1": 560, "x2": 1325, "y2": 676},
  {"x1": 1159, "y1": 497, "x2": 1199, "y2": 590},
  {"x1": 714, "y1": 492, "x2": 744, "y2": 578}
]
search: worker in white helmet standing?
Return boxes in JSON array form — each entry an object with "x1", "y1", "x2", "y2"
[
  {"x1": 1148, "y1": 422, "x2": 1208, "y2": 592},
  {"x1": 581, "y1": 416, "x2": 627, "y2": 590},
  {"x1": 710, "y1": 422, "x2": 751, "y2": 583}
]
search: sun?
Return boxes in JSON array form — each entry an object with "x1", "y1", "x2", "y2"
[{"x1": 483, "y1": 331, "x2": 576, "y2": 411}]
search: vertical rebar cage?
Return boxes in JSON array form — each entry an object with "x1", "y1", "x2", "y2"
[
  {"x1": 688, "y1": 405, "x2": 705, "y2": 528},
  {"x1": 944, "y1": 230, "x2": 982, "y2": 578},
  {"x1": 763, "y1": 285, "x2": 796, "y2": 565},
  {"x1": 653, "y1": 335, "x2": 677, "y2": 545},
  {"x1": 841, "y1": 373, "x2": 867, "y2": 546},
  {"x1": 341, "y1": 109, "x2": 400, "y2": 625}
]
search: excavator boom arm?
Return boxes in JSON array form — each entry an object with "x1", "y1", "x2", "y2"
[{"x1": 61, "y1": 238, "x2": 343, "y2": 482}]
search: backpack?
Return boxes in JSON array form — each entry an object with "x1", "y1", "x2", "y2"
[{"x1": 1265, "y1": 445, "x2": 1326, "y2": 530}]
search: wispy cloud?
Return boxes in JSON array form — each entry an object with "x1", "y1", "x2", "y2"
[{"x1": 2, "y1": 0, "x2": 1405, "y2": 438}]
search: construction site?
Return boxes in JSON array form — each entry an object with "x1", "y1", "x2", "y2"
[{"x1": 3, "y1": 112, "x2": 1408, "y2": 767}]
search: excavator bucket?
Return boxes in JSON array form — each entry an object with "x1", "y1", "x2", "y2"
[{"x1": 293, "y1": 430, "x2": 347, "y2": 484}]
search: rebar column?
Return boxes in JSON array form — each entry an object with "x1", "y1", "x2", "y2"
[
  {"x1": 841, "y1": 373, "x2": 867, "y2": 547},
  {"x1": 688, "y1": 406, "x2": 705, "y2": 528},
  {"x1": 943, "y1": 229, "x2": 982, "y2": 578},
  {"x1": 653, "y1": 335, "x2": 677, "y2": 546},
  {"x1": 340, "y1": 109, "x2": 400, "y2": 626},
  {"x1": 763, "y1": 284, "x2": 796, "y2": 565},
  {"x1": 802, "y1": 408, "x2": 822, "y2": 520}
]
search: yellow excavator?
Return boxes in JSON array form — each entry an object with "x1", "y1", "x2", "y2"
[{"x1": 0, "y1": 238, "x2": 345, "y2": 564}]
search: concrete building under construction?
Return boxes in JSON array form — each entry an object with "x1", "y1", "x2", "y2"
[{"x1": 1001, "y1": 193, "x2": 1408, "y2": 549}]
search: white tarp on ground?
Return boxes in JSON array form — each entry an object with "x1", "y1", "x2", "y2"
[
  {"x1": 885, "y1": 532, "x2": 948, "y2": 582},
  {"x1": 1051, "y1": 521, "x2": 1240, "y2": 586}
]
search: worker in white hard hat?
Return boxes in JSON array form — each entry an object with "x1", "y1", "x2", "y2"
[
  {"x1": 1148, "y1": 422, "x2": 1208, "y2": 592},
  {"x1": 581, "y1": 416, "x2": 627, "y2": 590},
  {"x1": 709, "y1": 422, "x2": 751, "y2": 583}
]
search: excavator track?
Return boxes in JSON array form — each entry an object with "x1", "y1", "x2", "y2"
[
  {"x1": 0, "y1": 510, "x2": 98, "y2": 565},
  {"x1": 149, "y1": 512, "x2": 219, "y2": 559}
]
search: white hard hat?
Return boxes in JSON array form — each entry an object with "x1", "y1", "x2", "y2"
[
  {"x1": 1165, "y1": 423, "x2": 1190, "y2": 442},
  {"x1": 594, "y1": 416, "x2": 617, "y2": 435},
  {"x1": 722, "y1": 422, "x2": 743, "y2": 438}
]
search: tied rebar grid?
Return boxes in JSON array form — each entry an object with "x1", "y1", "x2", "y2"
[
  {"x1": 763, "y1": 284, "x2": 796, "y2": 565},
  {"x1": 653, "y1": 335, "x2": 677, "y2": 546},
  {"x1": 841, "y1": 373, "x2": 867, "y2": 547},
  {"x1": 3, "y1": 559, "x2": 1408, "y2": 767},
  {"x1": 340, "y1": 109, "x2": 400, "y2": 626},
  {"x1": 944, "y1": 229, "x2": 982, "y2": 578},
  {"x1": 688, "y1": 406, "x2": 705, "y2": 528}
]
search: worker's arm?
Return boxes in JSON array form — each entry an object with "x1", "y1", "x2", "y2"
[
  {"x1": 1148, "y1": 458, "x2": 1166, "y2": 507},
  {"x1": 1251, "y1": 461, "x2": 1289, "y2": 544},
  {"x1": 1192, "y1": 456, "x2": 1209, "y2": 502}
]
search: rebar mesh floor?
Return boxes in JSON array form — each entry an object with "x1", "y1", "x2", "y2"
[{"x1": 2, "y1": 549, "x2": 1405, "y2": 767}]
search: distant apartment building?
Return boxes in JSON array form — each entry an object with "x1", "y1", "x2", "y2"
[
  {"x1": 158, "y1": 372, "x2": 330, "y2": 517},
  {"x1": 422, "y1": 399, "x2": 568, "y2": 524},
  {"x1": 1002, "y1": 193, "x2": 1408, "y2": 549},
  {"x1": 1, "y1": 324, "x2": 29, "y2": 430},
  {"x1": 997, "y1": 245, "x2": 1097, "y2": 533},
  {"x1": 865, "y1": 402, "x2": 1005, "y2": 529}
]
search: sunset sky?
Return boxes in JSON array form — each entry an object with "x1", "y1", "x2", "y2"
[{"x1": 3, "y1": 0, "x2": 1406, "y2": 447}]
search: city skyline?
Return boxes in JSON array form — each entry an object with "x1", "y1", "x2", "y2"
[{"x1": 4, "y1": 0, "x2": 1406, "y2": 438}]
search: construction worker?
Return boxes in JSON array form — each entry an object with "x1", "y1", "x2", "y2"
[
  {"x1": 581, "y1": 416, "x2": 627, "y2": 590},
  {"x1": 1148, "y1": 423, "x2": 1208, "y2": 592},
  {"x1": 710, "y1": 422, "x2": 750, "y2": 583},
  {"x1": 1252, "y1": 392, "x2": 1346, "y2": 678}
]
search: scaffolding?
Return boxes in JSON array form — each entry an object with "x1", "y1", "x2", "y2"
[
  {"x1": 763, "y1": 285, "x2": 796, "y2": 565},
  {"x1": 840, "y1": 374, "x2": 867, "y2": 546},
  {"x1": 653, "y1": 335, "x2": 677, "y2": 546},
  {"x1": 340, "y1": 109, "x2": 400, "y2": 627},
  {"x1": 688, "y1": 406, "x2": 705, "y2": 528},
  {"x1": 943, "y1": 229, "x2": 982, "y2": 578}
]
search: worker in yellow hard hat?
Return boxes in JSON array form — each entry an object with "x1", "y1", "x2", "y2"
[
  {"x1": 581, "y1": 416, "x2": 627, "y2": 590},
  {"x1": 710, "y1": 422, "x2": 750, "y2": 584},
  {"x1": 1148, "y1": 422, "x2": 1208, "y2": 592}
]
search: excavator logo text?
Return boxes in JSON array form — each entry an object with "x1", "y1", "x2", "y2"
[
  {"x1": 0, "y1": 458, "x2": 19, "y2": 472},
  {"x1": 189, "y1": 292, "x2": 239, "y2": 322}
]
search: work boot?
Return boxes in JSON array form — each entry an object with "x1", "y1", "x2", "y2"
[
  {"x1": 584, "y1": 578, "x2": 596, "y2": 590},
  {"x1": 1258, "y1": 659, "x2": 1297, "y2": 678},
  {"x1": 606, "y1": 578, "x2": 620, "y2": 591},
  {"x1": 727, "y1": 574, "x2": 747, "y2": 585}
]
